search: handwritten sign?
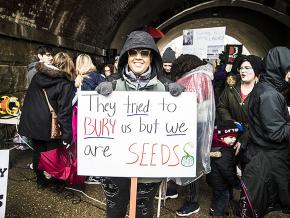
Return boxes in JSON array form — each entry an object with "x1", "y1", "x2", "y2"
[
  {"x1": 0, "y1": 150, "x2": 9, "y2": 218},
  {"x1": 77, "y1": 91, "x2": 197, "y2": 178},
  {"x1": 183, "y1": 27, "x2": 225, "y2": 59}
]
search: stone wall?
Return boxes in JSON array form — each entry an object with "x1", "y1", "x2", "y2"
[{"x1": 0, "y1": 35, "x2": 104, "y2": 143}]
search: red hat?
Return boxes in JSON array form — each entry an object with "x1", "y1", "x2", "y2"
[{"x1": 217, "y1": 120, "x2": 239, "y2": 138}]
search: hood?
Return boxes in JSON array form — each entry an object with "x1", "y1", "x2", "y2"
[
  {"x1": 162, "y1": 47, "x2": 176, "y2": 63},
  {"x1": 118, "y1": 31, "x2": 162, "y2": 78},
  {"x1": 34, "y1": 62, "x2": 69, "y2": 88},
  {"x1": 261, "y1": 46, "x2": 290, "y2": 92}
]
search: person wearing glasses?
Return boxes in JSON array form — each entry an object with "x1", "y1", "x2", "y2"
[
  {"x1": 27, "y1": 45, "x2": 54, "y2": 86},
  {"x1": 217, "y1": 55, "x2": 263, "y2": 171},
  {"x1": 99, "y1": 30, "x2": 183, "y2": 218}
]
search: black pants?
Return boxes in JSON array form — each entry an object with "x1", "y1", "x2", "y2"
[
  {"x1": 31, "y1": 139, "x2": 60, "y2": 183},
  {"x1": 211, "y1": 189, "x2": 230, "y2": 216},
  {"x1": 186, "y1": 179, "x2": 199, "y2": 203},
  {"x1": 102, "y1": 177, "x2": 160, "y2": 218}
]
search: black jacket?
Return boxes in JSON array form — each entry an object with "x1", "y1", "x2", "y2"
[
  {"x1": 19, "y1": 63, "x2": 75, "y2": 143},
  {"x1": 206, "y1": 147, "x2": 239, "y2": 190},
  {"x1": 217, "y1": 78, "x2": 251, "y2": 148},
  {"x1": 248, "y1": 47, "x2": 290, "y2": 151}
]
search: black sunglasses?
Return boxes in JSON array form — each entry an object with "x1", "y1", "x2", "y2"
[{"x1": 128, "y1": 49, "x2": 151, "y2": 58}]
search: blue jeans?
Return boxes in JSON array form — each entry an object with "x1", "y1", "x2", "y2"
[
  {"x1": 102, "y1": 177, "x2": 160, "y2": 218},
  {"x1": 211, "y1": 189, "x2": 230, "y2": 216}
]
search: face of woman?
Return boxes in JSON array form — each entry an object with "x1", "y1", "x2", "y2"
[
  {"x1": 104, "y1": 66, "x2": 111, "y2": 77},
  {"x1": 127, "y1": 49, "x2": 152, "y2": 75},
  {"x1": 239, "y1": 61, "x2": 256, "y2": 83}
]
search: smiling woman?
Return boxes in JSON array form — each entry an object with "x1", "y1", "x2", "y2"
[
  {"x1": 128, "y1": 48, "x2": 152, "y2": 75},
  {"x1": 102, "y1": 30, "x2": 166, "y2": 218}
]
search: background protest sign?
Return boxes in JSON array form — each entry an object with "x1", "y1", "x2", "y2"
[
  {"x1": 225, "y1": 44, "x2": 243, "y2": 64},
  {"x1": 77, "y1": 91, "x2": 197, "y2": 178},
  {"x1": 0, "y1": 150, "x2": 9, "y2": 218},
  {"x1": 183, "y1": 27, "x2": 225, "y2": 59}
]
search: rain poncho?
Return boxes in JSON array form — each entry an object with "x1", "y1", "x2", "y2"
[{"x1": 172, "y1": 64, "x2": 215, "y2": 185}]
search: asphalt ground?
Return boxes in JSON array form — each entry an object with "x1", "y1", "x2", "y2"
[{"x1": 4, "y1": 149, "x2": 288, "y2": 218}]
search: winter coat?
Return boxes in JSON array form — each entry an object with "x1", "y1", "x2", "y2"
[
  {"x1": 240, "y1": 151, "x2": 276, "y2": 218},
  {"x1": 81, "y1": 71, "x2": 105, "y2": 91},
  {"x1": 19, "y1": 63, "x2": 75, "y2": 143},
  {"x1": 115, "y1": 31, "x2": 165, "y2": 184},
  {"x1": 206, "y1": 146, "x2": 239, "y2": 190},
  {"x1": 217, "y1": 78, "x2": 251, "y2": 150},
  {"x1": 248, "y1": 47, "x2": 290, "y2": 151},
  {"x1": 245, "y1": 47, "x2": 290, "y2": 211}
]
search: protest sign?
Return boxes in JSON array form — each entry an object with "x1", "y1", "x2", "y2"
[
  {"x1": 77, "y1": 91, "x2": 197, "y2": 178},
  {"x1": 0, "y1": 150, "x2": 9, "y2": 218},
  {"x1": 225, "y1": 44, "x2": 243, "y2": 64},
  {"x1": 183, "y1": 27, "x2": 225, "y2": 59}
]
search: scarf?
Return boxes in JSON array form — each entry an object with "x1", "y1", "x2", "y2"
[{"x1": 123, "y1": 64, "x2": 152, "y2": 90}]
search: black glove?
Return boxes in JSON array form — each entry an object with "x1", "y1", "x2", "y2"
[
  {"x1": 95, "y1": 82, "x2": 113, "y2": 96},
  {"x1": 168, "y1": 83, "x2": 185, "y2": 97}
]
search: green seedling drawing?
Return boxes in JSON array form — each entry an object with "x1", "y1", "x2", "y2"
[{"x1": 181, "y1": 142, "x2": 195, "y2": 167}]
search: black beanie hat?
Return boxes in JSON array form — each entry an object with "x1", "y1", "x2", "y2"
[
  {"x1": 217, "y1": 120, "x2": 240, "y2": 138},
  {"x1": 239, "y1": 55, "x2": 263, "y2": 76},
  {"x1": 162, "y1": 47, "x2": 176, "y2": 63}
]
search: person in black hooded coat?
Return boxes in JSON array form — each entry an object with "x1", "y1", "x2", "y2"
[
  {"x1": 101, "y1": 31, "x2": 165, "y2": 218},
  {"x1": 19, "y1": 52, "x2": 76, "y2": 186},
  {"x1": 242, "y1": 47, "x2": 290, "y2": 216}
]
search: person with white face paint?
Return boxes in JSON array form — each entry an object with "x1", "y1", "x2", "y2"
[{"x1": 217, "y1": 55, "x2": 263, "y2": 171}]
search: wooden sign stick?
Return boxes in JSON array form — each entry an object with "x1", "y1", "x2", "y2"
[{"x1": 129, "y1": 177, "x2": 138, "y2": 218}]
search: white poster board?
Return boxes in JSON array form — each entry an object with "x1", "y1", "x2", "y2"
[
  {"x1": 183, "y1": 27, "x2": 225, "y2": 59},
  {"x1": 77, "y1": 91, "x2": 197, "y2": 178},
  {"x1": 0, "y1": 150, "x2": 9, "y2": 218}
]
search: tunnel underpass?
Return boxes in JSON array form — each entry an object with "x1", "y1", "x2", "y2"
[{"x1": 0, "y1": 0, "x2": 289, "y2": 136}]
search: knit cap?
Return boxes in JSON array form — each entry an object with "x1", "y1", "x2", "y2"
[
  {"x1": 217, "y1": 120, "x2": 241, "y2": 138},
  {"x1": 239, "y1": 55, "x2": 263, "y2": 76},
  {"x1": 162, "y1": 47, "x2": 176, "y2": 63}
]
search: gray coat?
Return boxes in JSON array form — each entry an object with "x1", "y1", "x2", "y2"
[{"x1": 116, "y1": 31, "x2": 165, "y2": 183}]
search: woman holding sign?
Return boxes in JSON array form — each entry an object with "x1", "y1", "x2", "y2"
[{"x1": 98, "y1": 30, "x2": 184, "y2": 218}]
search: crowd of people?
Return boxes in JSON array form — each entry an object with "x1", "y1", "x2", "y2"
[{"x1": 18, "y1": 30, "x2": 290, "y2": 218}]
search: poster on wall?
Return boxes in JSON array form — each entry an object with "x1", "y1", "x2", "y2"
[
  {"x1": 77, "y1": 91, "x2": 197, "y2": 178},
  {"x1": 182, "y1": 26, "x2": 226, "y2": 59},
  {"x1": 0, "y1": 150, "x2": 9, "y2": 218}
]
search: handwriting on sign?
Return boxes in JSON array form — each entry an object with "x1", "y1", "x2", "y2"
[
  {"x1": 83, "y1": 94, "x2": 116, "y2": 117},
  {"x1": 78, "y1": 91, "x2": 197, "y2": 177},
  {"x1": 0, "y1": 168, "x2": 7, "y2": 178},
  {"x1": 126, "y1": 142, "x2": 180, "y2": 166},
  {"x1": 84, "y1": 144, "x2": 112, "y2": 157},
  {"x1": 124, "y1": 95, "x2": 150, "y2": 115},
  {"x1": 0, "y1": 194, "x2": 3, "y2": 207},
  {"x1": 84, "y1": 117, "x2": 116, "y2": 137}
]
